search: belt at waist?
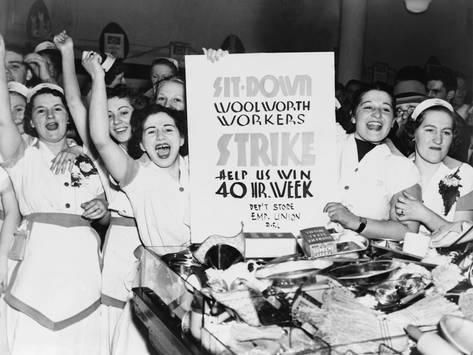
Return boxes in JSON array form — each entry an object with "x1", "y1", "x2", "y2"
[
  {"x1": 110, "y1": 216, "x2": 137, "y2": 227},
  {"x1": 24, "y1": 212, "x2": 92, "y2": 228},
  {"x1": 9, "y1": 213, "x2": 97, "y2": 261}
]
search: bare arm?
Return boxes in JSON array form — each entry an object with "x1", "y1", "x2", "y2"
[
  {"x1": 325, "y1": 184, "x2": 421, "y2": 241},
  {"x1": 0, "y1": 181, "x2": 21, "y2": 292},
  {"x1": 394, "y1": 187, "x2": 471, "y2": 232},
  {"x1": 454, "y1": 210, "x2": 473, "y2": 222},
  {"x1": 82, "y1": 51, "x2": 130, "y2": 183},
  {"x1": 0, "y1": 34, "x2": 24, "y2": 162},
  {"x1": 54, "y1": 31, "x2": 90, "y2": 149}
]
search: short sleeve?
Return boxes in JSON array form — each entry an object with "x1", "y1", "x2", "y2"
[
  {"x1": 455, "y1": 164, "x2": 473, "y2": 211},
  {"x1": 458, "y1": 164, "x2": 473, "y2": 197}
]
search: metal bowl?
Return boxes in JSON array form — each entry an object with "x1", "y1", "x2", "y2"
[{"x1": 327, "y1": 260, "x2": 399, "y2": 287}]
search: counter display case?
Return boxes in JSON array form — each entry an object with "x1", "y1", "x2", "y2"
[
  {"x1": 131, "y1": 246, "x2": 231, "y2": 355},
  {"x1": 131, "y1": 245, "x2": 468, "y2": 355}
]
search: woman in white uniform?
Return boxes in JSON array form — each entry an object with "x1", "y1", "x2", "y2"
[
  {"x1": 0, "y1": 35, "x2": 109, "y2": 355},
  {"x1": 54, "y1": 31, "x2": 143, "y2": 351},
  {"x1": 324, "y1": 84, "x2": 421, "y2": 240},
  {"x1": 395, "y1": 98, "x2": 473, "y2": 231},
  {"x1": 0, "y1": 168, "x2": 21, "y2": 354},
  {"x1": 83, "y1": 52, "x2": 189, "y2": 354}
]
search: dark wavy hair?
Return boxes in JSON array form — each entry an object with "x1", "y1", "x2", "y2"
[
  {"x1": 24, "y1": 87, "x2": 73, "y2": 139},
  {"x1": 105, "y1": 84, "x2": 144, "y2": 110},
  {"x1": 106, "y1": 84, "x2": 134, "y2": 102},
  {"x1": 345, "y1": 82, "x2": 394, "y2": 134},
  {"x1": 350, "y1": 82, "x2": 395, "y2": 115},
  {"x1": 127, "y1": 104, "x2": 188, "y2": 159}
]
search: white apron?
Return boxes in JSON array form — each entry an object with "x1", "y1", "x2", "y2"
[
  {"x1": 101, "y1": 216, "x2": 140, "y2": 309},
  {"x1": 5, "y1": 213, "x2": 101, "y2": 330}
]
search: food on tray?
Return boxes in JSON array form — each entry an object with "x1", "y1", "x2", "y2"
[
  {"x1": 388, "y1": 295, "x2": 461, "y2": 326},
  {"x1": 211, "y1": 288, "x2": 261, "y2": 326},
  {"x1": 296, "y1": 287, "x2": 407, "y2": 354},
  {"x1": 206, "y1": 261, "x2": 270, "y2": 293},
  {"x1": 432, "y1": 263, "x2": 464, "y2": 293},
  {"x1": 204, "y1": 321, "x2": 322, "y2": 355},
  {"x1": 375, "y1": 283, "x2": 399, "y2": 305}
]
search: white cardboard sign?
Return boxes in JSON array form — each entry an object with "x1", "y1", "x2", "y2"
[{"x1": 186, "y1": 52, "x2": 337, "y2": 243}]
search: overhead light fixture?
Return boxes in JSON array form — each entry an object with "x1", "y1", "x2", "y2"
[{"x1": 404, "y1": 0, "x2": 432, "y2": 13}]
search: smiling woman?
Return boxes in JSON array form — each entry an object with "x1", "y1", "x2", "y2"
[
  {"x1": 0, "y1": 34, "x2": 109, "y2": 354},
  {"x1": 324, "y1": 83, "x2": 421, "y2": 241},
  {"x1": 83, "y1": 51, "x2": 190, "y2": 353},
  {"x1": 24, "y1": 87, "x2": 70, "y2": 142}
]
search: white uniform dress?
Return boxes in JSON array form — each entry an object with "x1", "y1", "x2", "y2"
[
  {"x1": 101, "y1": 173, "x2": 142, "y2": 350},
  {"x1": 3, "y1": 140, "x2": 105, "y2": 355},
  {"x1": 111, "y1": 155, "x2": 190, "y2": 355},
  {"x1": 0, "y1": 167, "x2": 14, "y2": 354},
  {"x1": 336, "y1": 132, "x2": 420, "y2": 220},
  {"x1": 121, "y1": 155, "x2": 190, "y2": 250},
  {"x1": 420, "y1": 162, "x2": 473, "y2": 221}
]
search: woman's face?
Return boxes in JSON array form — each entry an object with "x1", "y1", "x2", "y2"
[
  {"x1": 140, "y1": 112, "x2": 184, "y2": 168},
  {"x1": 151, "y1": 64, "x2": 174, "y2": 86},
  {"x1": 415, "y1": 110, "x2": 454, "y2": 164},
  {"x1": 156, "y1": 81, "x2": 185, "y2": 111},
  {"x1": 108, "y1": 97, "x2": 133, "y2": 144},
  {"x1": 352, "y1": 90, "x2": 394, "y2": 143},
  {"x1": 9, "y1": 93, "x2": 26, "y2": 134},
  {"x1": 31, "y1": 93, "x2": 69, "y2": 143}
]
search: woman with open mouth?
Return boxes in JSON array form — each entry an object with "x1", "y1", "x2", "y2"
[
  {"x1": 54, "y1": 30, "x2": 144, "y2": 353},
  {"x1": 0, "y1": 34, "x2": 109, "y2": 355},
  {"x1": 324, "y1": 83, "x2": 422, "y2": 241},
  {"x1": 394, "y1": 98, "x2": 473, "y2": 233},
  {"x1": 83, "y1": 48, "x2": 189, "y2": 355}
]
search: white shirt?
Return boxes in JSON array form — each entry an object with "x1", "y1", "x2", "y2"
[
  {"x1": 337, "y1": 132, "x2": 420, "y2": 220},
  {"x1": 121, "y1": 156, "x2": 190, "y2": 253},
  {"x1": 4, "y1": 139, "x2": 104, "y2": 216}
]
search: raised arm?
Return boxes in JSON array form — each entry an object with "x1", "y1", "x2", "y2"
[
  {"x1": 54, "y1": 31, "x2": 90, "y2": 148},
  {"x1": 82, "y1": 51, "x2": 130, "y2": 183},
  {"x1": 0, "y1": 34, "x2": 25, "y2": 162}
]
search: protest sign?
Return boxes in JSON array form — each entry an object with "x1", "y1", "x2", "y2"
[{"x1": 186, "y1": 52, "x2": 337, "y2": 243}]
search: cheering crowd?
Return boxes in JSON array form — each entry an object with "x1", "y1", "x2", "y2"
[{"x1": 0, "y1": 29, "x2": 472, "y2": 354}]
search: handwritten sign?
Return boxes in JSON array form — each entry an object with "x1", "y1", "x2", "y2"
[{"x1": 186, "y1": 52, "x2": 337, "y2": 243}]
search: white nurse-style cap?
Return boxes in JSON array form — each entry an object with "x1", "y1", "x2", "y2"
[
  {"x1": 27, "y1": 83, "x2": 64, "y2": 102},
  {"x1": 411, "y1": 98, "x2": 454, "y2": 121}
]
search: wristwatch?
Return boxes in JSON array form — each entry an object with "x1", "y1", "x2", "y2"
[{"x1": 356, "y1": 217, "x2": 367, "y2": 234}]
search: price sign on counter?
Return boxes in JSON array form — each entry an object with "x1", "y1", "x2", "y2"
[{"x1": 185, "y1": 52, "x2": 337, "y2": 243}]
